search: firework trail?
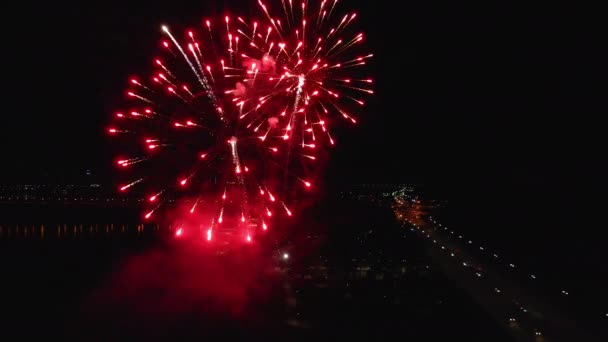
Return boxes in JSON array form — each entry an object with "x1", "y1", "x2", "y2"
[{"x1": 108, "y1": 0, "x2": 373, "y2": 244}]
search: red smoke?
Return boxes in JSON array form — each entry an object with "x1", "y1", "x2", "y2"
[{"x1": 75, "y1": 240, "x2": 282, "y2": 339}]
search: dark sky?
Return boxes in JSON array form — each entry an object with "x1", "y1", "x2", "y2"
[
  {"x1": 2, "y1": 1, "x2": 606, "y2": 326},
  {"x1": 1, "y1": 1, "x2": 605, "y2": 195}
]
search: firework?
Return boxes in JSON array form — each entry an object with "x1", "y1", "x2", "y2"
[{"x1": 109, "y1": 0, "x2": 373, "y2": 243}]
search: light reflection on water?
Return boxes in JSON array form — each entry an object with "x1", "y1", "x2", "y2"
[{"x1": 0, "y1": 223, "x2": 162, "y2": 239}]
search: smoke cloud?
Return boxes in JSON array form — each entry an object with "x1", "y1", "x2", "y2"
[{"x1": 267, "y1": 116, "x2": 279, "y2": 128}]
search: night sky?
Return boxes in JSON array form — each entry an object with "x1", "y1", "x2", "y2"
[
  {"x1": 1, "y1": 1, "x2": 607, "y2": 334},
  {"x1": 1, "y1": 1, "x2": 604, "y2": 195}
]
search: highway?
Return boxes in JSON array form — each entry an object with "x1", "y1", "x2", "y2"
[{"x1": 397, "y1": 202, "x2": 603, "y2": 341}]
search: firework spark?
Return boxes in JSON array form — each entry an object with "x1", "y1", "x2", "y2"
[{"x1": 109, "y1": 0, "x2": 372, "y2": 243}]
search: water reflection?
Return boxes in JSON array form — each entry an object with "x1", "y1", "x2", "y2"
[{"x1": 0, "y1": 223, "x2": 162, "y2": 239}]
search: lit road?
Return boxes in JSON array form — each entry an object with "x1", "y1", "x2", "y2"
[{"x1": 401, "y1": 209, "x2": 603, "y2": 341}]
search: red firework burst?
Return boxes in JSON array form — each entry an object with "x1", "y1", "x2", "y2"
[{"x1": 108, "y1": 0, "x2": 373, "y2": 243}]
